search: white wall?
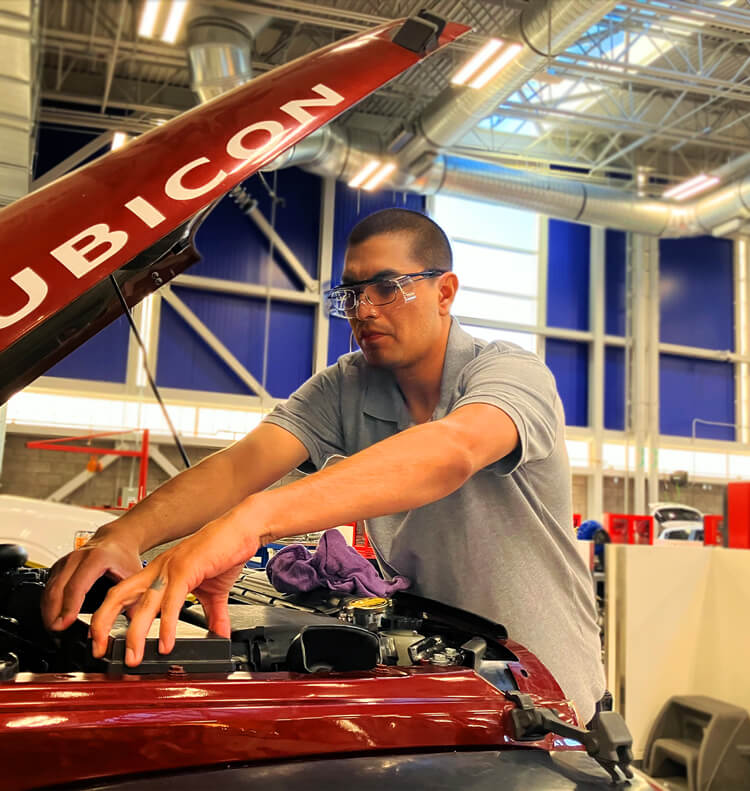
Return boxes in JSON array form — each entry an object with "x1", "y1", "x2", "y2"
[{"x1": 606, "y1": 544, "x2": 750, "y2": 757}]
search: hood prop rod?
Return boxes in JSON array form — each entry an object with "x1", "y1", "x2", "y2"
[{"x1": 109, "y1": 275, "x2": 191, "y2": 470}]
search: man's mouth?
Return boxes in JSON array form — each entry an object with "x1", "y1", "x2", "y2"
[{"x1": 359, "y1": 330, "x2": 387, "y2": 344}]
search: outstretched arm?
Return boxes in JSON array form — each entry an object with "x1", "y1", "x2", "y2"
[
  {"x1": 42, "y1": 422, "x2": 308, "y2": 631},
  {"x1": 89, "y1": 402, "x2": 519, "y2": 664}
]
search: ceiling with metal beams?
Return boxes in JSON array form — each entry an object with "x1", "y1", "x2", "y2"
[{"x1": 37, "y1": 0, "x2": 750, "y2": 194}]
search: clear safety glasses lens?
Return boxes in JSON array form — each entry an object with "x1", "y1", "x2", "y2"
[{"x1": 326, "y1": 278, "x2": 409, "y2": 318}]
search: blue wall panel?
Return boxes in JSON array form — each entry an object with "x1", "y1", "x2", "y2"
[
  {"x1": 605, "y1": 229, "x2": 627, "y2": 337},
  {"x1": 192, "y1": 167, "x2": 321, "y2": 288},
  {"x1": 46, "y1": 315, "x2": 131, "y2": 383},
  {"x1": 327, "y1": 185, "x2": 425, "y2": 365},
  {"x1": 156, "y1": 302, "x2": 254, "y2": 396},
  {"x1": 604, "y1": 346, "x2": 625, "y2": 431},
  {"x1": 545, "y1": 339, "x2": 588, "y2": 427},
  {"x1": 659, "y1": 236, "x2": 734, "y2": 350},
  {"x1": 34, "y1": 124, "x2": 102, "y2": 180},
  {"x1": 37, "y1": 125, "x2": 132, "y2": 383},
  {"x1": 156, "y1": 288, "x2": 314, "y2": 398},
  {"x1": 659, "y1": 354, "x2": 735, "y2": 440},
  {"x1": 155, "y1": 168, "x2": 321, "y2": 398},
  {"x1": 547, "y1": 220, "x2": 590, "y2": 331},
  {"x1": 328, "y1": 316, "x2": 353, "y2": 364}
]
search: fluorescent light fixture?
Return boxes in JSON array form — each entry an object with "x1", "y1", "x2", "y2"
[
  {"x1": 663, "y1": 173, "x2": 720, "y2": 201},
  {"x1": 663, "y1": 173, "x2": 711, "y2": 197},
  {"x1": 362, "y1": 162, "x2": 397, "y2": 192},
  {"x1": 161, "y1": 0, "x2": 189, "y2": 44},
  {"x1": 451, "y1": 39, "x2": 503, "y2": 86},
  {"x1": 672, "y1": 176, "x2": 720, "y2": 201},
  {"x1": 138, "y1": 0, "x2": 161, "y2": 38},
  {"x1": 348, "y1": 159, "x2": 381, "y2": 189},
  {"x1": 111, "y1": 132, "x2": 129, "y2": 150},
  {"x1": 469, "y1": 43, "x2": 523, "y2": 90}
]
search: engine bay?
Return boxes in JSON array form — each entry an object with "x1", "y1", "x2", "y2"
[
  {"x1": 0, "y1": 545, "x2": 640, "y2": 786},
  {"x1": 0, "y1": 547, "x2": 518, "y2": 690}
]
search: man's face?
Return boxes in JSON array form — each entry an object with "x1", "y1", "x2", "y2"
[{"x1": 341, "y1": 232, "x2": 454, "y2": 369}]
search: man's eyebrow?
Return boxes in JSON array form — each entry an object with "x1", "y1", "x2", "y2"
[{"x1": 340, "y1": 268, "x2": 400, "y2": 286}]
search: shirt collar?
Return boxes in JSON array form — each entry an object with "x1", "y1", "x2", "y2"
[{"x1": 362, "y1": 317, "x2": 478, "y2": 428}]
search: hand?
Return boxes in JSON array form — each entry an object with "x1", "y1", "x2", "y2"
[
  {"x1": 42, "y1": 530, "x2": 143, "y2": 631},
  {"x1": 89, "y1": 516, "x2": 257, "y2": 666}
]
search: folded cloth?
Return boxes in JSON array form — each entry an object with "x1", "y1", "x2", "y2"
[{"x1": 266, "y1": 529, "x2": 411, "y2": 598}]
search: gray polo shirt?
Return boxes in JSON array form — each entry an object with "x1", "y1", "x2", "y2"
[{"x1": 264, "y1": 318, "x2": 605, "y2": 722}]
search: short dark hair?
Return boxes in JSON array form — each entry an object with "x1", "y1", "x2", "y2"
[{"x1": 346, "y1": 208, "x2": 453, "y2": 272}]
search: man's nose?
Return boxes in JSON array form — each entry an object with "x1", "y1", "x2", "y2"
[{"x1": 355, "y1": 295, "x2": 379, "y2": 319}]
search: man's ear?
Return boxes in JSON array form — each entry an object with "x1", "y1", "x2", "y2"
[{"x1": 437, "y1": 272, "x2": 459, "y2": 316}]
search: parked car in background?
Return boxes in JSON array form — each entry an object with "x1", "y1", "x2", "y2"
[
  {"x1": 657, "y1": 525, "x2": 705, "y2": 542},
  {"x1": 651, "y1": 503, "x2": 704, "y2": 542},
  {"x1": 0, "y1": 494, "x2": 116, "y2": 567}
]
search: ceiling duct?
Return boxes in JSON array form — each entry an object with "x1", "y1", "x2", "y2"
[
  {"x1": 187, "y1": 10, "x2": 269, "y2": 104},
  {"x1": 416, "y1": 155, "x2": 675, "y2": 235},
  {"x1": 396, "y1": 0, "x2": 621, "y2": 177},
  {"x1": 270, "y1": 0, "x2": 619, "y2": 181},
  {"x1": 264, "y1": 2, "x2": 750, "y2": 238}
]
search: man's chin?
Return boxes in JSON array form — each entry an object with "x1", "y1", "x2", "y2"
[{"x1": 361, "y1": 348, "x2": 394, "y2": 368}]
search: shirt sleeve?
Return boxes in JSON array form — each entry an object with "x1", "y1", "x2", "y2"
[
  {"x1": 263, "y1": 363, "x2": 346, "y2": 470},
  {"x1": 451, "y1": 343, "x2": 560, "y2": 476}
]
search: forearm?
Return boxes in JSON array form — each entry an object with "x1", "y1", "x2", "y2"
[
  {"x1": 96, "y1": 423, "x2": 308, "y2": 552},
  {"x1": 96, "y1": 451, "x2": 243, "y2": 552},
  {"x1": 238, "y1": 420, "x2": 477, "y2": 544}
]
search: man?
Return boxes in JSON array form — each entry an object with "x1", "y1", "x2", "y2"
[{"x1": 42, "y1": 208, "x2": 605, "y2": 723}]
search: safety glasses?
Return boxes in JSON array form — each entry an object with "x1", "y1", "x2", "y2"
[{"x1": 324, "y1": 269, "x2": 445, "y2": 319}]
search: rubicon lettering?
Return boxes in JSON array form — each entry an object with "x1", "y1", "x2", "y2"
[{"x1": 1, "y1": 83, "x2": 343, "y2": 332}]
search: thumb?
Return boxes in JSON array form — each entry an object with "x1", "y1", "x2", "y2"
[{"x1": 200, "y1": 595, "x2": 232, "y2": 638}]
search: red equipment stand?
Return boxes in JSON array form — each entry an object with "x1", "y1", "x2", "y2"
[
  {"x1": 703, "y1": 514, "x2": 724, "y2": 547},
  {"x1": 602, "y1": 513, "x2": 654, "y2": 545},
  {"x1": 353, "y1": 521, "x2": 377, "y2": 560},
  {"x1": 26, "y1": 429, "x2": 150, "y2": 504},
  {"x1": 727, "y1": 481, "x2": 750, "y2": 548}
]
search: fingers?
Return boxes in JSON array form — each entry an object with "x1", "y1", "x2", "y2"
[
  {"x1": 199, "y1": 595, "x2": 232, "y2": 639},
  {"x1": 42, "y1": 542, "x2": 143, "y2": 631},
  {"x1": 43, "y1": 552, "x2": 104, "y2": 631},
  {"x1": 158, "y1": 578, "x2": 190, "y2": 656},
  {"x1": 41, "y1": 557, "x2": 70, "y2": 629},
  {"x1": 90, "y1": 558, "x2": 189, "y2": 667},
  {"x1": 90, "y1": 566, "x2": 158, "y2": 660},
  {"x1": 87, "y1": 525, "x2": 242, "y2": 668},
  {"x1": 124, "y1": 581, "x2": 169, "y2": 667}
]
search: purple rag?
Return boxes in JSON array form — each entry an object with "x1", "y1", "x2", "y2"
[{"x1": 266, "y1": 529, "x2": 411, "y2": 597}]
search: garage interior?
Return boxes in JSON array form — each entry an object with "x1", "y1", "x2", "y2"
[{"x1": 2, "y1": 0, "x2": 750, "y2": 788}]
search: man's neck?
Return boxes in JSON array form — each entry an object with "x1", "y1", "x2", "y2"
[{"x1": 394, "y1": 321, "x2": 452, "y2": 424}]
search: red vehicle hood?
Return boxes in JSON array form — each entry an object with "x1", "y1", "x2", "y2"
[
  {"x1": 0, "y1": 17, "x2": 469, "y2": 404},
  {"x1": 1, "y1": 643, "x2": 578, "y2": 790}
]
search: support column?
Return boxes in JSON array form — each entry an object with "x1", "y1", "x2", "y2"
[
  {"x1": 735, "y1": 237, "x2": 750, "y2": 446},
  {"x1": 588, "y1": 227, "x2": 606, "y2": 522},
  {"x1": 536, "y1": 216, "x2": 549, "y2": 361},
  {"x1": 313, "y1": 176, "x2": 335, "y2": 373},
  {"x1": 630, "y1": 235, "x2": 649, "y2": 515},
  {"x1": 647, "y1": 236, "x2": 661, "y2": 507}
]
